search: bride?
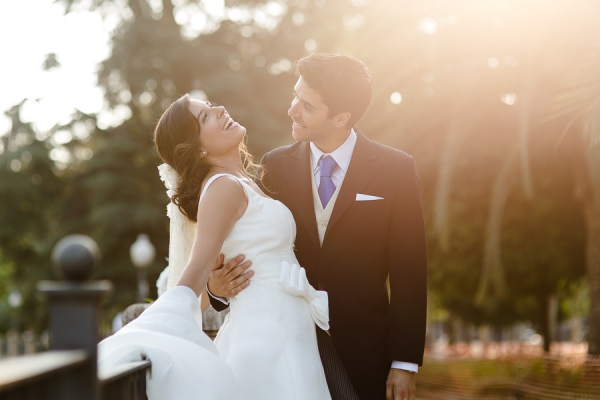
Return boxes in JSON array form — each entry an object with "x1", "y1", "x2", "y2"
[{"x1": 98, "y1": 94, "x2": 331, "y2": 400}]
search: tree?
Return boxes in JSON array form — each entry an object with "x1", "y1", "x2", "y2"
[
  {"x1": 0, "y1": 102, "x2": 66, "y2": 333},
  {"x1": 337, "y1": 0, "x2": 595, "y2": 351},
  {"x1": 49, "y1": 0, "x2": 308, "y2": 320},
  {"x1": 2, "y1": 0, "x2": 594, "y2": 343},
  {"x1": 543, "y1": 46, "x2": 600, "y2": 354}
]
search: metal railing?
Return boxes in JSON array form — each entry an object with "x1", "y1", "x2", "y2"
[
  {"x1": 99, "y1": 358, "x2": 151, "y2": 400},
  {"x1": 0, "y1": 235, "x2": 151, "y2": 400},
  {"x1": 0, "y1": 331, "x2": 47, "y2": 358}
]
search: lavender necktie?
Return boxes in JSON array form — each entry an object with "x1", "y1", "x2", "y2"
[{"x1": 318, "y1": 156, "x2": 338, "y2": 208}]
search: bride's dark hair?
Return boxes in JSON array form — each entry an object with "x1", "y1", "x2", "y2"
[{"x1": 153, "y1": 94, "x2": 259, "y2": 222}]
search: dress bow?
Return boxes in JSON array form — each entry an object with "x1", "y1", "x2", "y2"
[{"x1": 279, "y1": 261, "x2": 329, "y2": 331}]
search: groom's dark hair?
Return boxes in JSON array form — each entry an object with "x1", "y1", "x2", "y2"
[{"x1": 295, "y1": 53, "x2": 372, "y2": 128}]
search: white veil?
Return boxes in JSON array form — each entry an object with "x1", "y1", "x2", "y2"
[
  {"x1": 156, "y1": 163, "x2": 197, "y2": 295},
  {"x1": 156, "y1": 163, "x2": 227, "y2": 331}
]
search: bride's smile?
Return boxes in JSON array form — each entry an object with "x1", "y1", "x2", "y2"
[{"x1": 188, "y1": 98, "x2": 246, "y2": 159}]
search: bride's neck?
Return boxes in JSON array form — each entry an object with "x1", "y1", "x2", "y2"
[{"x1": 209, "y1": 155, "x2": 247, "y2": 178}]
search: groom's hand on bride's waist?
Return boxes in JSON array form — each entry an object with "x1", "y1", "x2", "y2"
[{"x1": 207, "y1": 254, "x2": 253, "y2": 299}]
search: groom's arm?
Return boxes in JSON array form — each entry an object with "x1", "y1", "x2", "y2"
[
  {"x1": 207, "y1": 254, "x2": 253, "y2": 311},
  {"x1": 208, "y1": 292, "x2": 229, "y2": 312},
  {"x1": 387, "y1": 155, "x2": 428, "y2": 364},
  {"x1": 385, "y1": 155, "x2": 427, "y2": 400}
]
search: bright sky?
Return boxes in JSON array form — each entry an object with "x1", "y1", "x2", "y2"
[
  {"x1": 0, "y1": 0, "x2": 286, "y2": 140},
  {"x1": 0, "y1": 0, "x2": 110, "y2": 135}
]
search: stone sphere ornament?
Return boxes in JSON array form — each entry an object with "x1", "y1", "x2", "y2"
[{"x1": 51, "y1": 234, "x2": 101, "y2": 281}]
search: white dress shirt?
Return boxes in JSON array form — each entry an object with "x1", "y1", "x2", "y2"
[
  {"x1": 310, "y1": 129, "x2": 357, "y2": 189},
  {"x1": 310, "y1": 129, "x2": 418, "y2": 374}
]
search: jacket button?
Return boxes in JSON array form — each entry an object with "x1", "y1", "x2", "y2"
[{"x1": 318, "y1": 283, "x2": 325, "y2": 290}]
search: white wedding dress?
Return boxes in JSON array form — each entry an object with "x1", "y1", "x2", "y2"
[{"x1": 98, "y1": 173, "x2": 331, "y2": 400}]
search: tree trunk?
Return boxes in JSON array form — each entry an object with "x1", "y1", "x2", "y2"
[
  {"x1": 475, "y1": 148, "x2": 517, "y2": 305},
  {"x1": 568, "y1": 120, "x2": 600, "y2": 354},
  {"x1": 450, "y1": 316, "x2": 464, "y2": 344},
  {"x1": 542, "y1": 294, "x2": 558, "y2": 353},
  {"x1": 584, "y1": 203, "x2": 600, "y2": 354},
  {"x1": 539, "y1": 295, "x2": 550, "y2": 353}
]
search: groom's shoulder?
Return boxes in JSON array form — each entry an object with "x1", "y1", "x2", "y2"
[
  {"x1": 262, "y1": 141, "x2": 303, "y2": 164},
  {"x1": 373, "y1": 140, "x2": 410, "y2": 159},
  {"x1": 362, "y1": 134, "x2": 413, "y2": 166}
]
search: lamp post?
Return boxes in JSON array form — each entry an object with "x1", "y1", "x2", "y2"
[
  {"x1": 7, "y1": 289, "x2": 22, "y2": 308},
  {"x1": 7, "y1": 288, "x2": 22, "y2": 333},
  {"x1": 130, "y1": 234, "x2": 155, "y2": 303}
]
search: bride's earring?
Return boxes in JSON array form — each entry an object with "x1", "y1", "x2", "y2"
[{"x1": 200, "y1": 150, "x2": 207, "y2": 157}]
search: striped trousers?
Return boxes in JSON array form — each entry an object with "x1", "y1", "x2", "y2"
[{"x1": 316, "y1": 328, "x2": 362, "y2": 400}]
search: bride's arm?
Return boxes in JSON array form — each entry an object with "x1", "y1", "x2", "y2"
[
  {"x1": 176, "y1": 176, "x2": 248, "y2": 297},
  {"x1": 200, "y1": 290, "x2": 210, "y2": 312}
]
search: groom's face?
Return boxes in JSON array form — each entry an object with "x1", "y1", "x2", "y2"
[{"x1": 288, "y1": 77, "x2": 333, "y2": 143}]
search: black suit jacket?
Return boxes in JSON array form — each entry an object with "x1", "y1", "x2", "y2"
[{"x1": 211, "y1": 130, "x2": 427, "y2": 399}]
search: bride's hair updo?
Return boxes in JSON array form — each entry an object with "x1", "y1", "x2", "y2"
[{"x1": 153, "y1": 94, "x2": 259, "y2": 222}]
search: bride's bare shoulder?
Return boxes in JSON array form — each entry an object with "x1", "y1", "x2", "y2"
[
  {"x1": 201, "y1": 173, "x2": 245, "y2": 193},
  {"x1": 198, "y1": 174, "x2": 247, "y2": 215}
]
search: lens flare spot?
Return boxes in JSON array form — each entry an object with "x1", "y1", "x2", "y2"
[
  {"x1": 278, "y1": 58, "x2": 292, "y2": 71},
  {"x1": 292, "y1": 12, "x2": 305, "y2": 26},
  {"x1": 501, "y1": 93, "x2": 517, "y2": 105},
  {"x1": 343, "y1": 13, "x2": 364, "y2": 30},
  {"x1": 21, "y1": 151, "x2": 32, "y2": 163},
  {"x1": 419, "y1": 17, "x2": 438, "y2": 35},
  {"x1": 504, "y1": 56, "x2": 517, "y2": 67},
  {"x1": 304, "y1": 39, "x2": 317, "y2": 51},
  {"x1": 10, "y1": 159, "x2": 22, "y2": 172},
  {"x1": 390, "y1": 92, "x2": 402, "y2": 105}
]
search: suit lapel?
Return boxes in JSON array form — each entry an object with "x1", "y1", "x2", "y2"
[
  {"x1": 281, "y1": 142, "x2": 321, "y2": 250},
  {"x1": 326, "y1": 131, "x2": 384, "y2": 237}
]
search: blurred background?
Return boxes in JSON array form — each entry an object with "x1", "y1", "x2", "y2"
[{"x1": 0, "y1": 0, "x2": 599, "y2": 375}]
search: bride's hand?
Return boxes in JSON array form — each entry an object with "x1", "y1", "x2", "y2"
[{"x1": 207, "y1": 254, "x2": 253, "y2": 298}]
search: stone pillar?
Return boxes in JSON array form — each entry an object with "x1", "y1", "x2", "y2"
[{"x1": 38, "y1": 234, "x2": 112, "y2": 400}]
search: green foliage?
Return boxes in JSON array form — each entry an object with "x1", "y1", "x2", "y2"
[
  {"x1": 559, "y1": 279, "x2": 590, "y2": 319},
  {"x1": 1, "y1": 0, "x2": 597, "y2": 334},
  {"x1": 0, "y1": 105, "x2": 64, "y2": 333}
]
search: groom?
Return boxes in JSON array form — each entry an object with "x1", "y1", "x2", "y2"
[{"x1": 210, "y1": 53, "x2": 427, "y2": 400}]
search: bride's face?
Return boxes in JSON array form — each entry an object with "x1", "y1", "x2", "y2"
[{"x1": 188, "y1": 99, "x2": 246, "y2": 158}]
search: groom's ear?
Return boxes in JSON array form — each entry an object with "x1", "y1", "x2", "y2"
[{"x1": 332, "y1": 112, "x2": 351, "y2": 129}]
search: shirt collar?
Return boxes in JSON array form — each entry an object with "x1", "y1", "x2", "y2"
[{"x1": 310, "y1": 128, "x2": 357, "y2": 173}]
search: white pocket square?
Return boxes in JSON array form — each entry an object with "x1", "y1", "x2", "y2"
[{"x1": 355, "y1": 193, "x2": 384, "y2": 201}]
